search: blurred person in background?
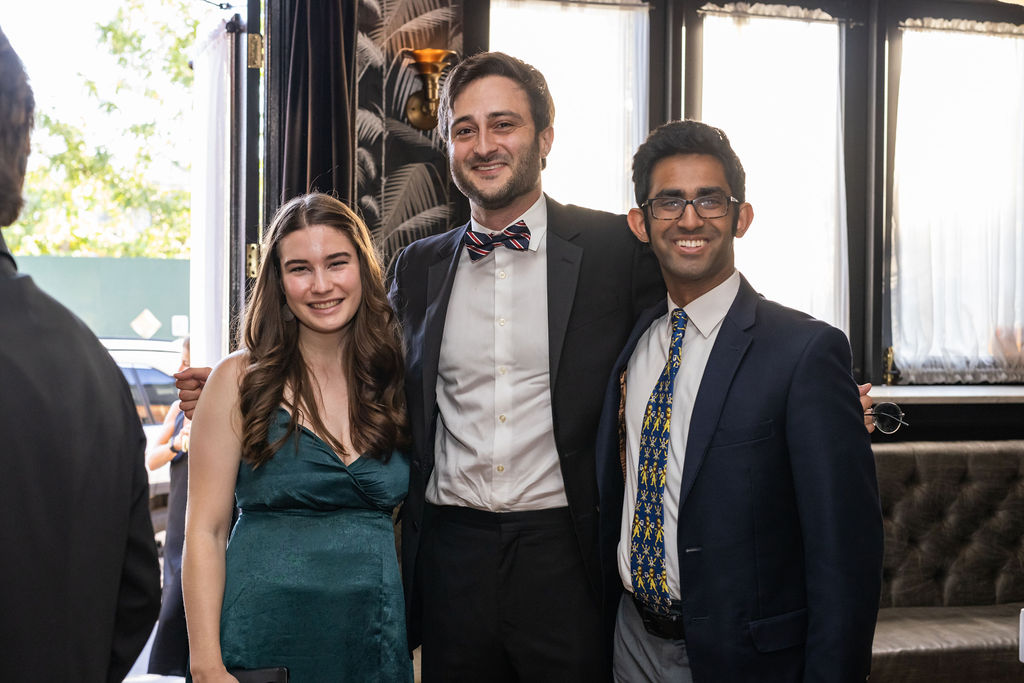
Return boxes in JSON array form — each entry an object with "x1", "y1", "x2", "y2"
[{"x1": 146, "y1": 336, "x2": 192, "y2": 676}]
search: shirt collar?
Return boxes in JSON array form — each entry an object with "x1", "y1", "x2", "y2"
[
  {"x1": 469, "y1": 194, "x2": 547, "y2": 253},
  {"x1": 667, "y1": 270, "x2": 741, "y2": 338}
]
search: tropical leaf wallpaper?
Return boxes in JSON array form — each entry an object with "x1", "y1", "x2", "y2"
[{"x1": 356, "y1": 0, "x2": 468, "y2": 270}]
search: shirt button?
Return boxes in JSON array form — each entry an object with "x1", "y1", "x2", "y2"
[
  {"x1": 498, "y1": 271, "x2": 507, "y2": 279},
  {"x1": 497, "y1": 465, "x2": 505, "y2": 473},
  {"x1": 498, "y1": 317, "x2": 506, "y2": 326},
  {"x1": 499, "y1": 414, "x2": 506, "y2": 423},
  {"x1": 499, "y1": 366, "x2": 507, "y2": 375}
]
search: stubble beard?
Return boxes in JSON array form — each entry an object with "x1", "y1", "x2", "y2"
[{"x1": 451, "y1": 137, "x2": 543, "y2": 211}]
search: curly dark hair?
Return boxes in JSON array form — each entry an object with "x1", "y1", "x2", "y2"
[
  {"x1": 0, "y1": 27, "x2": 34, "y2": 228},
  {"x1": 238, "y1": 193, "x2": 408, "y2": 466},
  {"x1": 437, "y1": 51, "x2": 554, "y2": 168},
  {"x1": 632, "y1": 120, "x2": 747, "y2": 207}
]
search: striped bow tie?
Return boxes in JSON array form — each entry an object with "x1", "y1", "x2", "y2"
[{"x1": 463, "y1": 221, "x2": 531, "y2": 262}]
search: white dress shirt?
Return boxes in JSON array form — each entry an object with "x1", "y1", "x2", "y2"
[
  {"x1": 427, "y1": 196, "x2": 569, "y2": 511},
  {"x1": 617, "y1": 270, "x2": 742, "y2": 596}
]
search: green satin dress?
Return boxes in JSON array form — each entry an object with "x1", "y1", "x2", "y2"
[{"x1": 218, "y1": 408, "x2": 412, "y2": 682}]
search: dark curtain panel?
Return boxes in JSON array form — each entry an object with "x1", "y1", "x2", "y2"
[{"x1": 281, "y1": 0, "x2": 356, "y2": 204}]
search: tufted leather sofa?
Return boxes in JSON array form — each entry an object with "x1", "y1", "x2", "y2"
[{"x1": 870, "y1": 441, "x2": 1024, "y2": 681}]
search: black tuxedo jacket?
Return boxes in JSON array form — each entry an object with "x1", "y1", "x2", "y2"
[
  {"x1": 596, "y1": 276, "x2": 883, "y2": 682},
  {"x1": 388, "y1": 196, "x2": 664, "y2": 646},
  {"x1": 0, "y1": 235, "x2": 161, "y2": 682}
]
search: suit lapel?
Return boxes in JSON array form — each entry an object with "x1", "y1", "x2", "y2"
[
  {"x1": 545, "y1": 197, "x2": 583, "y2": 384},
  {"x1": 420, "y1": 225, "x2": 468, "y2": 428},
  {"x1": 678, "y1": 276, "x2": 759, "y2": 508}
]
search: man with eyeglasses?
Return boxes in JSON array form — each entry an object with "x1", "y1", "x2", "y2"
[{"x1": 595, "y1": 120, "x2": 884, "y2": 682}]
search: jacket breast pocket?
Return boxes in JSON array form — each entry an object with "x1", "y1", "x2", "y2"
[{"x1": 708, "y1": 419, "x2": 774, "y2": 449}]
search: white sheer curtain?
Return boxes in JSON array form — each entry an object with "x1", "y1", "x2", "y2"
[
  {"x1": 700, "y1": 9, "x2": 849, "y2": 332},
  {"x1": 891, "y1": 23, "x2": 1024, "y2": 383},
  {"x1": 490, "y1": 0, "x2": 649, "y2": 214},
  {"x1": 189, "y1": 20, "x2": 233, "y2": 367}
]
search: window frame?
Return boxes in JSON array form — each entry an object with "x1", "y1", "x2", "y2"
[{"x1": 466, "y1": 0, "x2": 1024, "y2": 439}]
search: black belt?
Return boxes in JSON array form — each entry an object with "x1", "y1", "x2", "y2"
[
  {"x1": 424, "y1": 503, "x2": 572, "y2": 530},
  {"x1": 631, "y1": 593, "x2": 686, "y2": 640}
]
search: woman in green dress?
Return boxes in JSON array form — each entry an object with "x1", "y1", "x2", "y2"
[{"x1": 183, "y1": 193, "x2": 412, "y2": 682}]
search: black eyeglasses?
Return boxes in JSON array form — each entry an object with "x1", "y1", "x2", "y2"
[
  {"x1": 866, "y1": 402, "x2": 909, "y2": 435},
  {"x1": 641, "y1": 193, "x2": 740, "y2": 220}
]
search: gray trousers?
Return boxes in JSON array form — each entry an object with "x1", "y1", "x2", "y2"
[{"x1": 612, "y1": 593, "x2": 693, "y2": 683}]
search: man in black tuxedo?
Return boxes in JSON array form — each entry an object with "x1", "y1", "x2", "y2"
[
  {"x1": 0, "y1": 27, "x2": 161, "y2": 682},
  {"x1": 387, "y1": 52, "x2": 665, "y2": 680}
]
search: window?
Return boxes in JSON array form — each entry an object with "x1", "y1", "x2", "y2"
[
  {"x1": 889, "y1": 19, "x2": 1024, "y2": 383},
  {"x1": 699, "y1": 7, "x2": 847, "y2": 330},
  {"x1": 481, "y1": 0, "x2": 1024, "y2": 388},
  {"x1": 490, "y1": 0, "x2": 649, "y2": 214},
  {"x1": 118, "y1": 364, "x2": 177, "y2": 425}
]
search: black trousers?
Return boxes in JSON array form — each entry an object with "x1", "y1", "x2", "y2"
[
  {"x1": 418, "y1": 504, "x2": 605, "y2": 683},
  {"x1": 148, "y1": 453, "x2": 189, "y2": 676}
]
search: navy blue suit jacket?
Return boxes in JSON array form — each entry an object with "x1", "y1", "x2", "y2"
[
  {"x1": 389, "y1": 195, "x2": 664, "y2": 648},
  {"x1": 596, "y1": 275, "x2": 883, "y2": 682}
]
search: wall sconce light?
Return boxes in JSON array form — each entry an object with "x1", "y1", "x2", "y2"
[{"x1": 403, "y1": 48, "x2": 457, "y2": 131}]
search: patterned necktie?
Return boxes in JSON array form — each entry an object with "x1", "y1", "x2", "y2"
[
  {"x1": 631, "y1": 307, "x2": 688, "y2": 615},
  {"x1": 463, "y1": 220, "x2": 531, "y2": 261}
]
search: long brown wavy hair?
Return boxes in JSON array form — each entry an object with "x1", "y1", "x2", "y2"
[{"x1": 238, "y1": 193, "x2": 407, "y2": 466}]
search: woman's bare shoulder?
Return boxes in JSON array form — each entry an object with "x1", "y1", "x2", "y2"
[{"x1": 208, "y1": 348, "x2": 250, "y2": 383}]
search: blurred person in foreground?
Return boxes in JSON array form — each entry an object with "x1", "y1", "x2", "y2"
[
  {"x1": 182, "y1": 193, "x2": 412, "y2": 682},
  {"x1": 146, "y1": 336, "x2": 192, "y2": 675},
  {"x1": 0, "y1": 25, "x2": 160, "y2": 682}
]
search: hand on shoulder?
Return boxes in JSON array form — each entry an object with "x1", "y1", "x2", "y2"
[
  {"x1": 177, "y1": 351, "x2": 248, "y2": 420},
  {"x1": 193, "y1": 350, "x2": 248, "y2": 416},
  {"x1": 858, "y1": 382, "x2": 874, "y2": 434},
  {"x1": 176, "y1": 365, "x2": 212, "y2": 420}
]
